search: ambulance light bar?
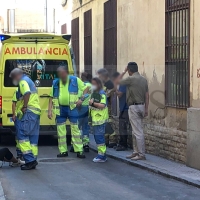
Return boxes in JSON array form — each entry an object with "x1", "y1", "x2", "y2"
[
  {"x1": 19, "y1": 36, "x2": 54, "y2": 40},
  {"x1": 0, "y1": 35, "x2": 11, "y2": 41}
]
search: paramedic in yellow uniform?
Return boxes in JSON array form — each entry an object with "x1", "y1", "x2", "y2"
[
  {"x1": 48, "y1": 66, "x2": 89, "y2": 158},
  {"x1": 12, "y1": 88, "x2": 23, "y2": 160},
  {"x1": 10, "y1": 68, "x2": 41, "y2": 170}
]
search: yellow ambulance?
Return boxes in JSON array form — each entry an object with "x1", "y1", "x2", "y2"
[{"x1": 0, "y1": 33, "x2": 75, "y2": 139}]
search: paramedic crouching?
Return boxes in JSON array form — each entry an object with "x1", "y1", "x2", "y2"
[{"x1": 10, "y1": 68, "x2": 41, "y2": 170}]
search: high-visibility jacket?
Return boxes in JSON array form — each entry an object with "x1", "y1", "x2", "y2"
[
  {"x1": 89, "y1": 90, "x2": 108, "y2": 126},
  {"x1": 52, "y1": 76, "x2": 80, "y2": 115},
  {"x1": 78, "y1": 81, "x2": 91, "y2": 106},
  {"x1": 12, "y1": 88, "x2": 23, "y2": 119},
  {"x1": 18, "y1": 75, "x2": 41, "y2": 115}
]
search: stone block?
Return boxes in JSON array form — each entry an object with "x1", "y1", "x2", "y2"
[
  {"x1": 180, "y1": 138, "x2": 187, "y2": 145},
  {"x1": 187, "y1": 108, "x2": 200, "y2": 131},
  {"x1": 172, "y1": 136, "x2": 180, "y2": 142},
  {"x1": 186, "y1": 130, "x2": 200, "y2": 170},
  {"x1": 176, "y1": 143, "x2": 186, "y2": 148},
  {"x1": 182, "y1": 132, "x2": 188, "y2": 139}
]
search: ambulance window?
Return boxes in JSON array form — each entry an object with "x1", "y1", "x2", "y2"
[{"x1": 4, "y1": 59, "x2": 68, "y2": 87}]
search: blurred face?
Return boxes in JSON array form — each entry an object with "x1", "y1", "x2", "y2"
[
  {"x1": 12, "y1": 74, "x2": 22, "y2": 86},
  {"x1": 127, "y1": 68, "x2": 132, "y2": 76},
  {"x1": 58, "y1": 69, "x2": 68, "y2": 82},
  {"x1": 113, "y1": 75, "x2": 121, "y2": 86},
  {"x1": 91, "y1": 80, "x2": 99, "y2": 91},
  {"x1": 98, "y1": 74, "x2": 106, "y2": 83}
]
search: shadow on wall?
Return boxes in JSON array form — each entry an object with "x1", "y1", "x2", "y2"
[
  {"x1": 141, "y1": 69, "x2": 187, "y2": 163},
  {"x1": 142, "y1": 69, "x2": 166, "y2": 125},
  {"x1": 142, "y1": 69, "x2": 187, "y2": 131}
]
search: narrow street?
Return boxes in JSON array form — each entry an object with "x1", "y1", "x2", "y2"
[{"x1": 0, "y1": 136, "x2": 200, "y2": 200}]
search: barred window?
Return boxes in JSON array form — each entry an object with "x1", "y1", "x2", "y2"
[
  {"x1": 71, "y1": 18, "x2": 80, "y2": 76},
  {"x1": 84, "y1": 10, "x2": 92, "y2": 75},
  {"x1": 165, "y1": 0, "x2": 190, "y2": 108}
]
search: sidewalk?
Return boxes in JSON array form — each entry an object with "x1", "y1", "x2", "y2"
[
  {"x1": 89, "y1": 134, "x2": 200, "y2": 188},
  {"x1": 0, "y1": 182, "x2": 5, "y2": 200}
]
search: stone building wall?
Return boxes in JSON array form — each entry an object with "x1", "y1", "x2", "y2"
[
  {"x1": 144, "y1": 123, "x2": 187, "y2": 163},
  {"x1": 59, "y1": 0, "x2": 200, "y2": 167}
]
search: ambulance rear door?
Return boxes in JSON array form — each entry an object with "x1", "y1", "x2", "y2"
[
  {"x1": 1, "y1": 43, "x2": 37, "y2": 127},
  {"x1": 35, "y1": 43, "x2": 73, "y2": 132}
]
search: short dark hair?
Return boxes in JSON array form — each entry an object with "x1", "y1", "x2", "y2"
[
  {"x1": 81, "y1": 72, "x2": 92, "y2": 82},
  {"x1": 81, "y1": 72, "x2": 88, "y2": 79},
  {"x1": 127, "y1": 62, "x2": 138, "y2": 73},
  {"x1": 86, "y1": 73, "x2": 92, "y2": 82},
  {"x1": 112, "y1": 72, "x2": 120, "y2": 79},
  {"x1": 92, "y1": 77, "x2": 103, "y2": 89},
  {"x1": 97, "y1": 68, "x2": 109, "y2": 78}
]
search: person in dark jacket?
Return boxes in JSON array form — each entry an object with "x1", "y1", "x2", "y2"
[
  {"x1": 0, "y1": 148, "x2": 25, "y2": 167},
  {"x1": 112, "y1": 72, "x2": 129, "y2": 151}
]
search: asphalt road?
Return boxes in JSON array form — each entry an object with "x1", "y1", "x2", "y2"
[{"x1": 0, "y1": 136, "x2": 200, "y2": 200}]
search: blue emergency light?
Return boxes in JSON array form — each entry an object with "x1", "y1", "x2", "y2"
[{"x1": 0, "y1": 35, "x2": 11, "y2": 41}]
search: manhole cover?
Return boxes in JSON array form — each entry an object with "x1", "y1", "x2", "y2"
[{"x1": 38, "y1": 158, "x2": 79, "y2": 164}]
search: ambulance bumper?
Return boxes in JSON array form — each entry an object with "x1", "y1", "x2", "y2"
[
  {"x1": 0, "y1": 126, "x2": 15, "y2": 135},
  {"x1": 0, "y1": 125, "x2": 71, "y2": 135}
]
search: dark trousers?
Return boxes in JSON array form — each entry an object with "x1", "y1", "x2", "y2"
[{"x1": 119, "y1": 110, "x2": 129, "y2": 148}]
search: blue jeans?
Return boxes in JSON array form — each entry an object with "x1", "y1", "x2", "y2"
[{"x1": 78, "y1": 106, "x2": 90, "y2": 145}]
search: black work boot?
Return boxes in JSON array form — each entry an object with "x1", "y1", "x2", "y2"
[
  {"x1": 77, "y1": 152, "x2": 86, "y2": 159},
  {"x1": 57, "y1": 152, "x2": 68, "y2": 158},
  {"x1": 21, "y1": 160, "x2": 38, "y2": 170},
  {"x1": 84, "y1": 145, "x2": 90, "y2": 153},
  {"x1": 116, "y1": 145, "x2": 127, "y2": 151},
  {"x1": 108, "y1": 143, "x2": 117, "y2": 148}
]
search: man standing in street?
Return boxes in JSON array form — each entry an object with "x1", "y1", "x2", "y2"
[
  {"x1": 120, "y1": 62, "x2": 149, "y2": 160},
  {"x1": 112, "y1": 72, "x2": 129, "y2": 151},
  {"x1": 48, "y1": 66, "x2": 89, "y2": 158},
  {"x1": 10, "y1": 68, "x2": 41, "y2": 170},
  {"x1": 97, "y1": 68, "x2": 117, "y2": 148}
]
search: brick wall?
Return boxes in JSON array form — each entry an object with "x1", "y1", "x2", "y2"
[{"x1": 144, "y1": 123, "x2": 187, "y2": 163}]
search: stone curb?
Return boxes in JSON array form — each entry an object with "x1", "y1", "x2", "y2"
[
  {"x1": 89, "y1": 143, "x2": 200, "y2": 189},
  {"x1": 0, "y1": 182, "x2": 5, "y2": 200}
]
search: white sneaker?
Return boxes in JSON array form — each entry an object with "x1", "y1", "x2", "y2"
[
  {"x1": 93, "y1": 155, "x2": 107, "y2": 163},
  {"x1": 10, "y1": 159, "x2": 25, "y2": 167}
]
